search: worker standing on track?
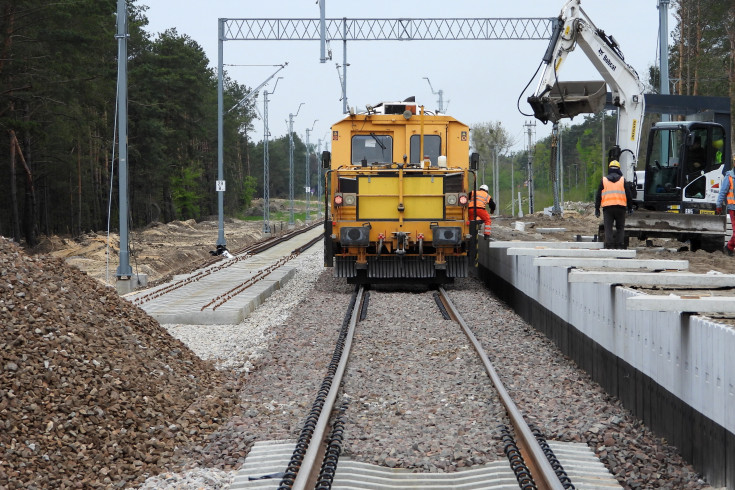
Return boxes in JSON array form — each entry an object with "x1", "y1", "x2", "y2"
[
  {"x1": 716, "y1": 158, "x2": 735, "y2": 256},
  {"x1": 594, "y1": 160, "x2": 634, "y2": 249},
  {"x1": 469, "y1": 184, "x2": 496, "y2": 238}
]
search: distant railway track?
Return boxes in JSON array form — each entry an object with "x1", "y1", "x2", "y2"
[
  {"x1": 277, "y1": 285, "x2": 571, "y2": 489},
  {"x1": 132, "y1": 221, "x2": 322, "y2": 307}
]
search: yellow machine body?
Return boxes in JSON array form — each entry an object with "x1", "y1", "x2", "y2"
[{"x1": 323, "y1": 101, "x2": 477, "y2": 284}]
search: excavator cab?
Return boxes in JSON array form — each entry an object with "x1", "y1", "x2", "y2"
[
  {"x1": 643, "y1": 121, "x2": 727, "y2": 210},
  {"x1": 528, "y1": 80, "x2": 607, "y2": 124}
]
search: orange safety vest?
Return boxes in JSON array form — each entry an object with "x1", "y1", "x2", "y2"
[
  {"x1": 727, "y1": 175, "x2": 735, "y2": 205},
  {"x1": 470, "y1": 189, "x2": 491, "y2": 208},
  {"x1": 601, "y1": 177, "x2": 627, "y2": 207}
]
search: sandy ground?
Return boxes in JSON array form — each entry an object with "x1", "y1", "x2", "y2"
[
  {"x1": 491, "y1": 202, "x2": 735, "y2": 276},
  {"x1": 31, "y1": 199, "x2": 322, "y2": 287}
]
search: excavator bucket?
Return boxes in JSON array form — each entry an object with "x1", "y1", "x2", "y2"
[{"x1": 528, "y1": 80, "x2": 607, "y2": 124}]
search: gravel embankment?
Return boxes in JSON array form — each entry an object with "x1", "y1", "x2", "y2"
[
  {"x1": 0, "y1": 237, "x2": 239, "y2": 489},
  {"x1": 0, "y1": 234, "x2": 711, "y2": 489}
]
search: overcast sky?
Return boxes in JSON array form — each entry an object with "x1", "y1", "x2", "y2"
[{"x1": 139, "y1": 0, "x2": 673, "y2": 152}]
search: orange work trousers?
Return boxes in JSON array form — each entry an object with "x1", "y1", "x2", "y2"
[{"x1": 469, "y1": 207, "x2": 491, "y2": 236}]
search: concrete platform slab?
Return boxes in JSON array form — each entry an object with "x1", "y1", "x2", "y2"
[
  {"x1": 532, "y1": 257, "x2": 689, "y2": 271},
  {"x1": 490, "y1": 241, "x2": 604, "y2": 249},
  {"x1": 507, "y1": 248, "x2": 635, "y2": 258},
  {"x1": 537, "y1": 227, "x2": 567, "y2": 233},
  {"x1": 627, "y1": 295, "x2": 735, "y2": 313},
  {"x1": 569, "y1": 270, "x2": 735, "y2": 287}
]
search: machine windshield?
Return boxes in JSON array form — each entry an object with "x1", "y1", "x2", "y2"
[
  {"x1": 646, "y1": 128, "x2": 686, "y2": 198},
  {"x1": 352, "y1": 134, "x2": 392, "y2": 165}
]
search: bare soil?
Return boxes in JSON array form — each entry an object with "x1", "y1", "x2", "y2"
[
  {"x1": 30, "y1": 199, "x2": 320, "y2": 287},
  {"x1": 492, "y1": 202, "x2": 735, "y2": 276}
]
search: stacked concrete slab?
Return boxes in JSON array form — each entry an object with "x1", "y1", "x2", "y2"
[{"x1": 478, "y1": 241, "x2": 735, "y2": 488}]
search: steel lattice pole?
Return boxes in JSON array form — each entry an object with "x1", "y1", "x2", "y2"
[
  {"x1": 263, "y1": 91, "x2": 271, "y2": 233},
  {"x1": 288, "y1": 113, "x2": 295, "y2": 227}
]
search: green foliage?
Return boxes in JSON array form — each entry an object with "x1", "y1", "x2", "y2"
[
  {"x1": 171, "y1": 166, "x2": 203, "y2": 218},
  {"x1": 241, "y1": 176, "x2": 258, "y2": 210},
  {"x1": 0, "y1": 1, "x2": 259, "y2": 239}
]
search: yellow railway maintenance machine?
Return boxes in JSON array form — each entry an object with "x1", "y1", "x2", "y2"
[{"x1": 323, "y1": 98, "x2": 480, "y2": 284}]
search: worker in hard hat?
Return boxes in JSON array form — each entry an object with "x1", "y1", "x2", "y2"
[
  {"x1": 594, "y1": 160, "x2": 635, "y2": 249},
  {"x1": 469, "y1": 184, "x2": 496, "y2": 238}
]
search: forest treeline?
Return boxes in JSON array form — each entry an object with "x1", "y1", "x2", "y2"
[
  {"x1": 2, "y1": 1, "x2": 734, "y2": 244},
  {"x1": 0, "y1": 1, "x2": 319, "y2": 246},
  {"x1": 471, "y1": 0, "x2": 735, "y2": 215}
]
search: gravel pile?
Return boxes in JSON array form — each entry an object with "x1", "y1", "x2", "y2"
[{"x1": 0, "y1": 237, "x2": 239, "y2": 489}]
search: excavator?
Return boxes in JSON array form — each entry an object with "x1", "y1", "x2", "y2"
[{"x1": 527, "y1": 0, "x2": 729, "y2": 251}]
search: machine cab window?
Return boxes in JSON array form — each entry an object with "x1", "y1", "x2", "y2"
[
  {"x1": 647, "y1": 124, "x2": 727, "y2": 201},
  {"x1": 352, "y1": 134, "x2": 392, "y2": 165},
  {"x1": 409, "y1": 135, "x2": 441, "y2": 166},
  {"x1": 646, "y1": 127, "x2": 686, "y2": 198}
]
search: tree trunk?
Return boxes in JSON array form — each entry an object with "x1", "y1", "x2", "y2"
[
  {"x1": 0, "y1": 3, "x2": 14, "y2": 78},
  {"x1": 692, "y1": 1, "x2": 701, "y2": 95},
  {"x1": 9, "y1": 131, "x2": 21, "y2": 242},
  {"x1": 11, "y1": 130, "x2": 37, "y2": 246},
  {"x1": 676, "y1": 2, "x2": 685, "y2": 95}
]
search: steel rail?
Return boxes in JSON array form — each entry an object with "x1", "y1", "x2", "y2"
[
  {"x1": 438, "y1": 287, "x2": 565, "y2": 490},
  {"x1": 291, "y1": 285, "x2": 365, "y2": 489}
]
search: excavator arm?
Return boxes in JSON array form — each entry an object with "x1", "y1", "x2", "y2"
[{"x1": 528, "y1": 0, "x2": 645, "y2": 183}]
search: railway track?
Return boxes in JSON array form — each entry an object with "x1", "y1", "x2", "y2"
[
  {"x1": 128, "y1": 223, "x2": 323, "y2": 324},
  {"x1": 271, "y1": 286, "x2": 573, "y2": 489}
]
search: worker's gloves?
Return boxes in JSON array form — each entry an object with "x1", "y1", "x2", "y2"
[
  {"x1": 594, "y1": 209, "x2": 600, "y2": 218},
  {"x1": 716, "y1": 207, "x2": 723, "y2": 215}
]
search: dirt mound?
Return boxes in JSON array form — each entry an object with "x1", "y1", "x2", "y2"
[
  {"x1": 0, "y1": 237, "x2": 239, "y2": 488},
  {"x1": 31, "y1": 219, "x2": 264, "y2": 287}
]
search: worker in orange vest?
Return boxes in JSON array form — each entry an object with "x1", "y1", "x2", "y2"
[
  {"x1": 594, "y1": 160, "x2": 634, "y2": 249},
  {"x1": 716, "y1": 157, "x2": 735, "y2": 256},
  {"x1": 469, "y1": 184, "x2": 496, "y2": 238}
]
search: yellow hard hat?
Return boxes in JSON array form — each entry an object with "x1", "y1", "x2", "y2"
[
  {"x1": 714, "y1": 139, "x2": 724, "y2": 149},
  {"x1": 608, "y1": 160, "x2": 620, "y2": 168}
]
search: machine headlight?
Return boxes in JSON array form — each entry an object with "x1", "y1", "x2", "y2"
[{"x1": 432, "y1": 226, "x2": 462, "y2": 246}]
